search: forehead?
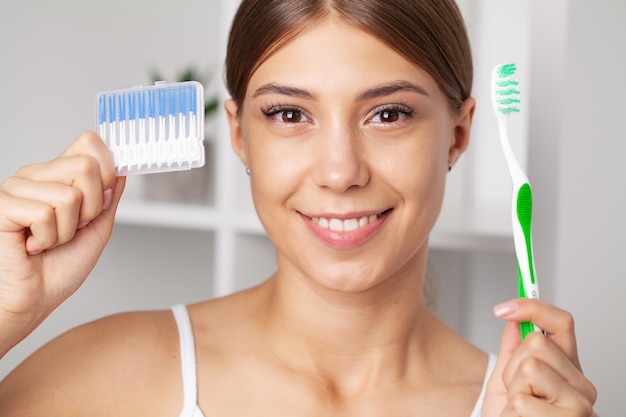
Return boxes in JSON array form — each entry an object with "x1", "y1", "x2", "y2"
[{"x1": 246, "y1": 19, "x2": 442, "y2": 100}]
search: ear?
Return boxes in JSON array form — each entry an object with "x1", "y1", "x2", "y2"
[
  {"x1": 225, "y1": 99, "x2": 249, "y2": 167},
  {"x1": 448, "y1": 97, "x2": 475, "y2": 167}
]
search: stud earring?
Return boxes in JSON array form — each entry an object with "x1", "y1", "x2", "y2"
[
  {"x1": 448, "y1": 164, "x2": 453, "y2": 172},
  {"x1": 245, "y1": 167, "x2": 251, "y2": 176}
]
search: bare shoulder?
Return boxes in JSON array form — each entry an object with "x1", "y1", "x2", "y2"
[{"x1": 0, "y1": 309, "x2": 183, "y2": 417}]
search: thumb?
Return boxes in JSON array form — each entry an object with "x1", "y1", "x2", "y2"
[{"x1": 480, "y1": 321, "x2": 520, "y2": 416}]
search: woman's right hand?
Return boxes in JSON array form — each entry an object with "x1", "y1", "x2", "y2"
[{"x1": 0, "y1": 132, "x2": 125, "y2": 358}]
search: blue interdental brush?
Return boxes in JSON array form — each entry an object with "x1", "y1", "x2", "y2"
[
  {"x1": 158, "y1": 88, "x2": 167, "y2": 168},
  {"x1": 167, "y1": 86, "x2": 177, "y2": 166},
  {"x1": 107, "y1": 95, "x2": 118, "y2": 166},
  {"x1": 95, "y1": 81, "x2": 205, "y2": 175},
  {"x1": 148, "y1": 89, "x2": 157, "y2": 168},
  {"x1": 118, "y1": 93, "x2": 128, "y2": 170},
  {"x1": 128, "y1": 91, "x2": 138, "y2": 170},
  {"x1": 137, "y1": 90, "x2": 147, "y2": 169},
  {"x1": 98, "y1": 95, "x2": 106, "y2": 139}
]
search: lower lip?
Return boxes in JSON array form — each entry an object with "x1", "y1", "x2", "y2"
[{"x1": 300, "y1": 212, "x2": 388, "y2": 249}]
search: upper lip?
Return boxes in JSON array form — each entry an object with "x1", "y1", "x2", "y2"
[{"x1": 299, "y1": 209, "x2": 390, "y2": 220}]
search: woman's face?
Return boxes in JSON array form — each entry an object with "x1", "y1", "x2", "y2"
[{"x1": 227, "y1": 19, "x2": 473, "y2": 294}]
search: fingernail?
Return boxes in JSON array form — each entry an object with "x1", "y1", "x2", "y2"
[
  {"x1": 77, "y1": 221, "x2": 90, "y2": 229},
  {"x1": 102, "y1": 188, "x2": 113, "y2": 210},
  {"x1": 493, "y1": 300, "x2": 520, "y2": 318}
]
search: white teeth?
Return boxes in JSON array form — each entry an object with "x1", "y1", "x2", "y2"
[
  {"x1": 318, "y1": 217, "x2": 329, "y2": 228},
  {"x1": 312, "y1": 214, "x2": 379, "y2": 232},
  {"x1": 343, "y1": 218, "x2": 359, "y2": 232},
  {"x1": 329, "y1": 218, "x2": 343, "y2": 232}
]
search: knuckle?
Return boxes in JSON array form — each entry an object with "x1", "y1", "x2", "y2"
[
  {"x1": 15, "y1": 163, "x2": 36, "y2": 178},
  {"x1": 0, "y1": 176, "x2": 15, "y2": 191},
  {"x1": 73, "y1": 154, "x2": 100, "y2": 178},
  {"x1": 76, "y1": 130, "x2": 103, "y2": 147},
  {"x1": 523, "y1": 331, "x2": 549, "y2": 353},
  {"x1": 59, "y1": 186, "x2": 83, "y2": 208},
  {"x1": 517, "y1": 355, "x2": 542, "y2": 377},
  {"x1": 33, "y1": 205, "x2": 55, "y2": 226},
  {"x1": 507, "y1": 392, "x2": 527, "y2": 413}
]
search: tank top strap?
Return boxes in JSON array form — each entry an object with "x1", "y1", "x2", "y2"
[
  {"x1": 469, "y1": 353, "x2": 498, "y2": 417},
  {"x1": 171, "y1": 304, "x2": 200, "y2": 417}
]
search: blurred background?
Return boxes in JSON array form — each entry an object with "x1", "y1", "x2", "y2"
[{"x1": 1, "y1": 0, "x2": 624, "y2": 414}]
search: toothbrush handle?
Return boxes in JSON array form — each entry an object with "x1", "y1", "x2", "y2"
[
  {"x1": 513, "y1": 183, "x2": 542, "y2": 340},
  {"x1": 518, "y1": 267, "x2": 539, "y2": 339}
]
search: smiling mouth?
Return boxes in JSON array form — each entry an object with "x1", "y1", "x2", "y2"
[{"x1": 311, "y1": 210, "x2": 390, "y2": 232}]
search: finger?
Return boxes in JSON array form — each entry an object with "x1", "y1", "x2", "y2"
[
  {"x1": 80, "y1": 176, "x2": 125, "y2": 233},
  {"x1": 494, "y1": 298, "x2": 579, "y2": 366},
  {"x1": 502, "y1": 332, "x2": 597, "y2": 403},
  {"x1": 16, "y1": 155, "x2": 107, "y2": 226},
  {"x1": 1, "y1": 177, "x2": 83, "y2": 247},
  {"x1": 481, "y1": 321, "x2": 521, "y2": 415},
  {"x1": 500, "y1": 394, "x2": 565, "y2": 417},
  {"x1": 493, "y1": 321, "x2": 522, "y2": 387},
  {"x1": 505, "y1": 355, "x2": 595, "y2": 417},
  {"x1": 58, "y1": 131, "x2": 117, "y2": 188}
]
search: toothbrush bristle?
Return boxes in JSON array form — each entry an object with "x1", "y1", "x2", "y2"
[{"x1": 495, "y1": 63, "x2": 521, "y2": 114}]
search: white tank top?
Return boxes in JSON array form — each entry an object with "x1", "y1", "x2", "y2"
[{"x1": 171, "y1": 305, "x2": 496, "y2": 417}]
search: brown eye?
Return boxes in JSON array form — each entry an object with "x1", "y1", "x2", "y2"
[
  {"x1": 282, "y1": 110, "x2": 303, "y2": 123},
  {"x1": 380, "y1": 110, "x2": 399, "y2": 123},
  {"x1": 262, "y1": 105, "x2": 310, "y2": 124},
  {"x1": 369, "y1": 104, "x2": 414, "y2": 124}
]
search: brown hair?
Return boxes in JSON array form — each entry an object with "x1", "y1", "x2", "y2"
[{"x1": 225, "y1": 0, "x2": 473, "y2": 112}]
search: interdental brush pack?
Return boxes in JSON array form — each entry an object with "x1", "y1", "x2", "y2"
[{"x1": 95, "y1": 81, "x2": 205, "y2": 175}]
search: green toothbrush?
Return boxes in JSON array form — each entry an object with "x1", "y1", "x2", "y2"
[{"x1": 491, "y1": 63, "x2": 542, "y2": 340}]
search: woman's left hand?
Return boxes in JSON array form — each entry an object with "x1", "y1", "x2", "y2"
[{"x1": 481, "y1": 299, "x2": 597, "y2": 416}]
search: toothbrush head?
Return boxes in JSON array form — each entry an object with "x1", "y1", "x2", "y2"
[{"x1": 491, "y1": 63, "x2": 521, "y2": 116}]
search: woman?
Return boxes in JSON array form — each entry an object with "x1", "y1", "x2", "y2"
[{"x1": 0, "y1": 0, "x2": 596, "y2": 415}]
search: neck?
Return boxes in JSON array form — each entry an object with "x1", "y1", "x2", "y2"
[{"x1": 260, "y1": 250, "x2": 439, "y2": 397}]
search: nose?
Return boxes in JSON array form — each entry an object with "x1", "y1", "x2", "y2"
[{"x1": 311, "y1": 124, "x2": 370, "y2": 193}]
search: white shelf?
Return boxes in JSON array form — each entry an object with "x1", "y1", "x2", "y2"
[{"x1": 115, "y1": 198, "x2": 264, "y2": 234}]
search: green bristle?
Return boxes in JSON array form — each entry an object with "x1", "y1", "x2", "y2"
[
  {"x1": 498, "y1": 88, "x2": 520, "y2": 96},
  {"x1": 496, "y1": 63, "x2": 520, "y2": 114},
  {"x1": 498, "y1": 63, "x2": 517, "y2": 77},
  {"x1": 497, "y1": 79, "x2": 519, "y2": 87}
]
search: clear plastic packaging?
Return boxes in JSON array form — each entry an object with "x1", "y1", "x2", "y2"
[{"x1": 95, "y1": 81, "x2": 205, "y2": 175}]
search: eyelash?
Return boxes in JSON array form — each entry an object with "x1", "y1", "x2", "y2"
[
  {"x1": 260, "y1": 103, "x2": 415, "y2": 126},
  {"x1": 367, "y1": 104, "x2": 415, "y2": 125},
  {"x1": 261, "y1": 104, "x2": 310, "y2": 124}
]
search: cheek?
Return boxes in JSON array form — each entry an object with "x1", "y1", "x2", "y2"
[
  {"x1": 247, "y1": 140, "x2": 305, "y2": 209},
  {"x1": 377, "y1": 132, "x2": 448, "y2": 197}
]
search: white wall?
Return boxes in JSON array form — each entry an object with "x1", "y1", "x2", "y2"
[
  {"x1": 1, "y1": 1, "x2": 624, "y2": 414},
  {"x1": 529, "y1": 1, "x2": 626, "y2": 414},
  {"x1": 556, "y1": 1, "x2": 625, "y2": 413}
]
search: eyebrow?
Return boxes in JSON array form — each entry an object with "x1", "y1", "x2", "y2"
[
  {"x1": 357, "y1": 81, "x2": 430, "y2": 101},
  {"x1": 251, "y1": 80, "x2": 429, "y2": 101},
  {"x1": 252, "y1": 84, "x2": 317, "y2": 100}
]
